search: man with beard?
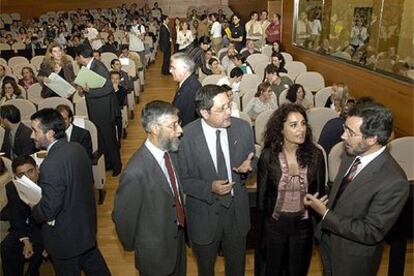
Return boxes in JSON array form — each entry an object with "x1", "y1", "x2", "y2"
[
  {"x1": 30, "y1": 109, "x2": 110, "y2": 276},
  {"x1": 112, "y1": 101, "x2": 186, "y2": 276},
  {"x1": 304, "y1": 102, "x2": 409, "y2": 276}
]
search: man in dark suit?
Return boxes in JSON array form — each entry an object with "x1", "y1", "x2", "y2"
[
  {"x1": 159, "y1": 14, "x2": 172, "y2": 75},
  {"x1": 304, "y1": 102, "x2": 409, "y2": 276},
  {"x1": 113, "y1": 101, "x2": 186, "y2": 276},
  {"x1": 1, "y1": 155, "x2": 44, "y2": 276},
  {"x1": 178, "y1": 85, "x2": 255, "y2": 276},
  {"x1": 75, "y1": 43, "x2": 122, "y2": 176},
  {"x1": 30, "y1": 109, "x2": 110, "y2": 276},
  {"x1": 170, "y1": 52, "x2": 202, "y2": 126},
  {"x1": 0, "y1": 105, "x2": 36, "y2": 159}
]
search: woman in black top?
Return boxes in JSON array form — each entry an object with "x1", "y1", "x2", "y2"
[{"x1": 256, "y1": 104, "x2": 326, "y2": 276}]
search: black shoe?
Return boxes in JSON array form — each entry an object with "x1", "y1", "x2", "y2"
[{"x1": 98, "y1": 190, "x2": 106, "y2": 205}]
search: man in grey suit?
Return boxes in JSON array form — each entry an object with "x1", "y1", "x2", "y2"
[
  {"x1": 178, "y1": 85, "x2": 255, "y2": 276},
  {"x1": 304, "y1": 102, "x2": 409, "y2": 276},
  {"x1": 112, "y1": 101, "x2": 186, "y2": 276}
]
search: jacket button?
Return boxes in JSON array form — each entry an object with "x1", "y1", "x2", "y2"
[{"x1": 172, "y1": 204, "x2": 176, "y2": 207}]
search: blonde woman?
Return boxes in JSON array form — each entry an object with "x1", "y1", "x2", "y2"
[
  {"x1": 324, "y1": 82, "x2": 349, "y2": 113},
  {"x1": 244, "y1": 81, "x2": 277, "y2": 121},
  {"x1": 38, "y1": 42, "x2": 75, "y2": 98}
]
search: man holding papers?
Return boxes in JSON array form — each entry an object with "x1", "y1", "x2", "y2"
[
  {"x1": 1, "y1": 155, "x2": 44, "y2": 275},
  {"x1": 30, "y1": 109, "x2": 110, "y2": 276},
  {"x1": 75, "y1": 43, "x2": 122, "y2": 176}
]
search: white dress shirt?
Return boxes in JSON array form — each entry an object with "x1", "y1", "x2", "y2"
[
  {"x1": 65, "y1": 124, "x2": 73, "y2": 141},
  {"x1": 210, "y1": 21, "x2": 222, "y2": 38},
  {"x1": 201, "y1": 119, "x2": 232, "y2": 183},
  {"x1": 145, "y1": 139, "x2": 180, "y2": 196},
  {"x1": 349, "y1": 146, "x2": 386, "y2": 179}
]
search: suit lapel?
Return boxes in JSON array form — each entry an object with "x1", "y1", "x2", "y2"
[
  {"x1": 195, "y1": 121, "x2": 219, "y2": 177},
  {"x1": 142, "y1": 145, "x2": 174, "y2": 198},
  {"x1": 226, "y1": 123, "x2": 237, "y2": 178},
  {"x1": 333, "y1": 150, "x2": 387, "y2": 207},
  {"x1": 328, "y1": 155, "x2": 353, "y2": 208}
]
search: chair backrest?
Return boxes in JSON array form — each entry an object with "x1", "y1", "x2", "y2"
[
  {"x1": 314, "y1": 143, "x2": 328, "y2": 187},
  {"x1": 0, "y1": 58, "x2": 7, "y2": 66},
  {"x1": 27, "y1": 83, "x2": 43, "y2": 105},
  {"x1": 285, "y1": 61, "x2": 307, "y2": 81},
  {"x1": 281, "y1": 52, "x2": 293, "y2": 62},
  {"x1": 278, "y1": 88, "x2": 289, "y2": 105},
  {"x1": 246, "y1": 53, "x2": 270, "y2": 71},
  {"x1": 8, "y1": 56, "x2": 30, "y2": 68},
  {"x1": 388, "y1": 136, "x2": 414, "y2": 180},
  {"x1": 261, "y1": 45, "x2": 273, "y2": 57},
  {"x1": 239, "y1": 74, "x2": 262, "y2": 97},
  {"x1": 16, "y1": 84, "x2": 27, "y2": 99},
  {"x1": 217, "y1": 47, "x2": 228, "y2": 61},
  {"x1": 0, "y1": 43, "x2": 11, "y2": 51},
  {"x1": 11, "y1": 63, "x2": 37, "y2": 79},
  {"x1": 238, "y1": 111, "x2": 253, "y2": 126},
  {"x1": 74, "y1": 98, "x2": 89, "y2": 118},
  {"x1": 101, "y1": 52, "x2": 118, "y2": 70},
  {"x1": 306, "y1": 107, "x2": 338, "y2": 142},
  {"x1": 295, "y1": 71, "x2": 325, "y2": 93},
  {"x1": 11, "y1": 42, "x2": 26, "y2": 51},
  {"x1": 0, "y1": 126, "x2": 5, "y2": 148},
  {"x1": 1, "y1": 98, "x2": 37, "y2": 120},
  {"x1": 38, "y1": 97, "x2": 74, "y2": 112},
  {"x1": 10, "y1": 12, "x2": 21, "y2": 21},
  {"x1": 77, "y1": 118, "x2": 98, "y2": 152},
  {"x1": 1, "y1": 157, "x2": 12, "y2": 176},
  {"x1": 328, "y1": 141, "x2": 345, "y2": 182},
  {"x1": 315, "y1": 86, "x2": 334, "y2": 107},
  {"x1": 30, "y1": 55, "x2": 45, "y2": 71},
  {"x1": 202, "y1": 75, "x2": 225, "y2": 86},
  {"x1": 121, "y1": 59, "x2": 137, "y2": 77},
  {"x1": 253, "y1": 62, "x2": 268, "y2": 81},
  {"x1": 255, "y1": 109, "x2": 275, "y2": 146}
]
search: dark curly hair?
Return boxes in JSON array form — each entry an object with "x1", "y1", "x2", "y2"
[{"x1": 263, "y1": 103, "x2": 318, "y2": 168}]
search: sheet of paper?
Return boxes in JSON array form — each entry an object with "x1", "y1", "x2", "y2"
[
  {"x1": 119, "y1": 57, "x2": 130, "y2": 66},
  {"x1": 13, "y1": 175, "x2": 42, "y2": 206},
  {"x1": 44, "y1": 72, "x2": 76, "y2": 98},
  {"x1": 74, "y1": 67, "x2": 106, "y2": 89}
]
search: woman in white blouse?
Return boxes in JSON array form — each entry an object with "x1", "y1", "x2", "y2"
[
  {"x1": 176, "y1": 21, "x2": 194, "y2": 52},
  {"x1": 210, "y1": 13, "x2": 222, "y2": 53},
  {"x1": 244, "y1": 81, "x2": 277, "y2": 121}
]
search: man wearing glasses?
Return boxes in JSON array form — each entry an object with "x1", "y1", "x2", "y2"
[
  {"x1": 178, "y1": 85, "x2": 255, "y2": 276},
  {"x1": 304, "y1": 101, "x2": 409, "y2": 276},
  {"x1": 113, "y1": 101, "x2": 186, "y2": 276}
]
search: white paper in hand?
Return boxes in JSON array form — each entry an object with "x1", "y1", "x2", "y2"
[
  {"x1": 45, "y1": 73, "x2": 76, "y2": 98},
  {"x1": 13, "y1": 175, "x2": 42, "y2": 206}
]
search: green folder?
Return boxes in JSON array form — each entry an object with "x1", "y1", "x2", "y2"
[{"x1": 74, "y1": 67, "x2": 106, "y2": 89}]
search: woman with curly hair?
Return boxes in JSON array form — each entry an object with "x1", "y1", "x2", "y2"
[
  {"x1": 0, "y1": 79, "x2": 24, "y2": 105},
  {"x1": 256, "y1": 103, "x2": 326, "y2": 276},
  {"x1": 18, "y1": 66, "x2": 38, "y2": 91},
  {"x1": 37, "y1": 42, "x2": 75, "y2": 98}
]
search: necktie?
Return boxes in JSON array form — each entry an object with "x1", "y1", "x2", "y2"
[
  {"x1": 163, "y1": 152, "x2": 185, "y2": 226},
  {"x1": 332, "y1": 157, "x2": 361, "y2": 209},
  {"x1": 216, "y1": 130, "x2": 232, "y2": 208}
]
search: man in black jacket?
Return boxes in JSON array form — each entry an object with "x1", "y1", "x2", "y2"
[
  {"x1": 159, "y1": 14, "x2": 172, "y2": 75},
  {"x1": 30, "y1": 108, "x2": 110, "y2": 276},
  {"x1": 0, "y1": 105, "x2": 36, "y2": 159}
]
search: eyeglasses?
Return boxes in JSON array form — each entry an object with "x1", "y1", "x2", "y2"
[
  {"x1": 342, "y1": 124, "x2": 362, "y2": 138},
  {"x1": 211, "y1": 104, "x2": 231, "y2": 113},
  {"x1": 158, "y1": 121, "x2": 182, "y2": 131}
]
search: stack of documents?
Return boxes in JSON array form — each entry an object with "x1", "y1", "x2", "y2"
[
  {"x1": 13, "y1": 175, "x2": 41, "y2": 206},
  {"x1": 44, "y1": 73, "x2": 76, "y2": 98},
  {"x1": 74, "y1": 67, "x2": 106, "y2": 89}
]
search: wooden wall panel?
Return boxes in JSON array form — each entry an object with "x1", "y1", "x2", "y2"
[
  {"x1": 228, "y1": 0, "x2": 267, "y2": 22},
  {"x1": 281, "y1": 0, "x2": 414, "y2": 136}
]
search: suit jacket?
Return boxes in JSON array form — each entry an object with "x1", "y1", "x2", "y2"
[
  {"x1": 112, "y1": 145, "x2": 184, "y2": 275},
  {"x1": 172, "y1": 74, "x2": 201, "y2": 126},
  {"x1": 178, "y1": 118, "x2": 256, "y2": 245},
  {"x1": 85, "y1": 58, "x2": 121, "y2": 127},
  {"x1": 69, "y1": 125, "x2": 93, "y2": 159},
  {"x1": 159, "y1": 23, "x2": 171, "y2": 53},
  {"x1": 38, "y1": 61, "x2": 75, "y2": 98},
  {"x1": 32, "y1": 140, "x2": 97, "y2": 259},
  {"x1": 1, "y1": 123, "x2": 36, "y2": 159},
  {"x1": 317, "y1": 149, "x2": 409, "y2": 276}
]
